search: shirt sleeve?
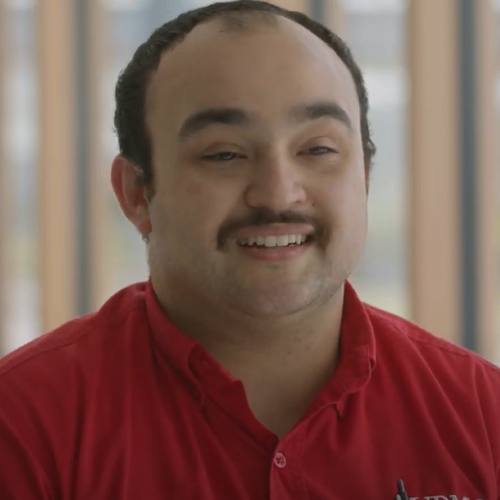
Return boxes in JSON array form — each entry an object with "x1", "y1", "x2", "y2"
[{"x1": 0, "y1": 406, "x2": 55, "y2": 500}]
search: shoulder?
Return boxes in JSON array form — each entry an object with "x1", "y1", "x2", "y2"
[
  {"x1": 0, "y1": 282, "x2": 149, "y2": 387},
  {"x1": 0, "y1": 282, "x2": 150, "y2": 489},
  {"x1": 365, "y1": 302, "x2": 500, "y2": 388}
]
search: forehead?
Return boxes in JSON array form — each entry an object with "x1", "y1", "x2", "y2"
[{"x1": 146, "y1": 15, "x2": 360, "y2": 134}]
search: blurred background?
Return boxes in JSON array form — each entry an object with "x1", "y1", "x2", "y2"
[{"x1": 0, "y1": 0, "x2": 498, "y2": 361}]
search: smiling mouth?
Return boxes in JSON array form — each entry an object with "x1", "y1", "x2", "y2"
[{"x1": 237, "y1": 234, "x2": 312, "y2": 248}]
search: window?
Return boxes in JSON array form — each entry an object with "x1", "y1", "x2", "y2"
[
  {"x1": 2, "y1": 1, "x2": 39, "y2": 354},
  {"x1": 343, "y1": 0, "x2": 410, "y2": 319}
]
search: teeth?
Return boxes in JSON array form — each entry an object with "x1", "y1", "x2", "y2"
[
  {"x1": 238, "y1": 234, "x2": 308, "y2": 247},
  {"x1": 264, "y1": 236, "x2": 277, "y2": 247},
  {"x1": 276, "y1": 236, "x2": 289, "y2": 247}
]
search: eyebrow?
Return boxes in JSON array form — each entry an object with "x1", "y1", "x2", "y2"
[
  {"x1": 177, "y1": 101, "x2": 353, "y2": 141},
  {"x1": 288, "y1": 101, "x2": 353, "y2": 131},
  {"x1": 178, "y1": 108, "x2": 251, "y2": 141}
]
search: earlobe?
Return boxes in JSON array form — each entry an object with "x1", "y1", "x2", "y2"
[{"x1": 110, "y1": 155, "x2": 152, "y2": 238}]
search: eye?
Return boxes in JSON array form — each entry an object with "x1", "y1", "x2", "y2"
[
  {"x1": 201, "y1": 151, "x2": 245, "y2": 162},
  {"x1": 302, "y1": 146, "x2": 338, "y2": 156}
]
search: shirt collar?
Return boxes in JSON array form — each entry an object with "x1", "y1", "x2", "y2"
[
  {"x1": 315, "y1": 280, "x2": 377, "y2": 417},
  {"x1": 145, "y1": 279, "x2": 377, "y2": 414},
  {"x1": 145, "y1": 279, "x2": 202, "y2": 391}
]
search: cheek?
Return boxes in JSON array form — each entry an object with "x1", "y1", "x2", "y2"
[
  {"x1": 341, "y1": 180, "x2": 368, "y2": 225},
  {"x1": 318, "y1": 174, "x2": 367, "y2": 231},
  {"x1": 165, "y1": 177, "x2": 238, "y2": 242},
  {"x1": 182, "y1": 178, "x2": 227, "y2": 217},
  {"x1": 182, "y1": 178, "x2": 204, "y2": 198}
]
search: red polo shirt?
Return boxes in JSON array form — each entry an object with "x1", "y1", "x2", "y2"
[{"x1": 0, "y1": 280, "x2": 499, "y2": 500}]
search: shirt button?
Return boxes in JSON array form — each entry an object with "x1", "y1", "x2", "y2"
[{"x1": 273, "y1": 452, "x2": 287, "y2": 468}]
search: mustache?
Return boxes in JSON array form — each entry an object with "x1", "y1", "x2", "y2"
[{"x1": 217, "y1": 206, "x2": 324, "y2": 249}]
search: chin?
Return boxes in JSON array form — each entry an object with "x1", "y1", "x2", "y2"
[
  {"x1": 225, "y1": 285, "x2": 333, "y2": 318},
  {"x1": 232, "y1": 301, "x2": 309, "y2": 318}
]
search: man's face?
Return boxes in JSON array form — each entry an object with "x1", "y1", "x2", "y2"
[{"x1": 144, "y1": 16, "x2": 368, "y2": 317}]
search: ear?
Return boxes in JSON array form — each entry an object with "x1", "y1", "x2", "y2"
[{"x1": 111, "y1": 155, "x2": 152, "y2": 238}]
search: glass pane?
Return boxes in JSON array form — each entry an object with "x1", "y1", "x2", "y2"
[
  {"x1": 2, "y1": 1, "x2": 39, "y2": 355},
  {"x1": 342, "y1": 0, "x2": 410, "y2": 319}
]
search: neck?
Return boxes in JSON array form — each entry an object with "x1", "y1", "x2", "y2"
[{"x1": 153, "y1": 276, "x2": 345, "y2": 436}]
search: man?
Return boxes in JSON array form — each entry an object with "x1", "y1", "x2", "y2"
[{"x1": 0, "y1": 1, "x2": 499, "y2": 499}]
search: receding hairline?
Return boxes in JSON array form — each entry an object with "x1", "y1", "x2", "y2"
[
  {"x1": 157, "y1": 9, "x2": 301, "y2": 60},
  {"x1": 215, "y1": 8, "x2": 281, "y2": 31},
  {"x1": 144, "y1": 10, "x2": 289, "y2": 113},
  {"x1": 145, "y1": 10, "x2": 352, "y2": 116},
  {"x1": 168, "y1": 11, "x2": 296, "y2": 58}
]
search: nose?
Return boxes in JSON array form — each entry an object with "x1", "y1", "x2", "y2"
[{"x1": 244, "y1": 154, "x2": 307, "y2": 212}]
